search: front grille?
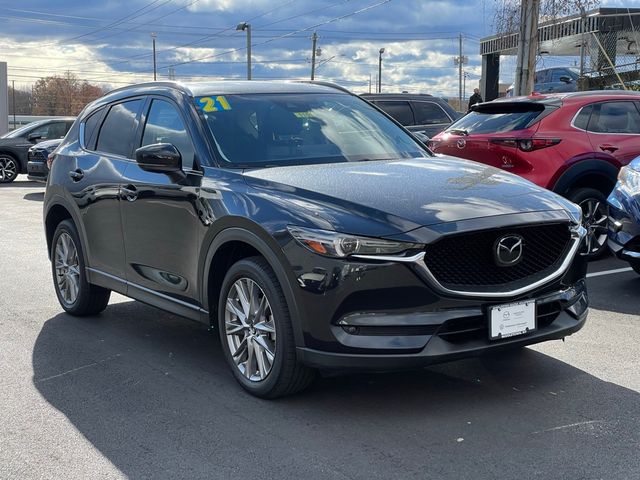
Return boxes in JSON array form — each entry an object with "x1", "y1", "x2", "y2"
[
  {"x1": 423, "y1": 223, "x2": 572, "y2": 292},
  {"x1": 28, "y1": 150, "x2": 47, "y2": 162}
]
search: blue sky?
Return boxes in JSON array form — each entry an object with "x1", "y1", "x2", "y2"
[{"x1": 0, "y1": 0, "x2": 638, "y2": 98}]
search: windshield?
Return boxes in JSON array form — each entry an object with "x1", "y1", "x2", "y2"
[
  {"x1": 195, "y1": 93, "x2": 427, "y2": 167},
  {"x1": 1, "y1": 121, "x2": 43, "y2": 139}
]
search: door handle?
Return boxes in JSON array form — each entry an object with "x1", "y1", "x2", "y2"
[
  {"x1": 599, "y1": 144, "x2": 619, "y2": 153},
  {"x1": 121, "y1": 185, "x2": 138, "y2": 202},
  {"x1": 68, "y1": 169, "x2": 84, "y2": 182}
]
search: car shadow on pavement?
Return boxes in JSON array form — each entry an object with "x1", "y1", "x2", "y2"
[
  {"x1": 23, "y1": 191, "x2": 44, "y2": 202},
  {"x1": 33, "y1": 301, "x2": 640, "y2": 480},
  {"x1": 0, "y1": 180, "x2": 43, "y2": 188}
]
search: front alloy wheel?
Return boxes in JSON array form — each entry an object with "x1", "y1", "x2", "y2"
[
  {"x1": 0, "y1": 155, "x2": 18, "y2": 183},
  {"x1": 580, "y1": 197, "x2": 608, "y2": 257},
  {"x1": 225, "y1": 277, "x2": 277, "y2": 381},
  {"x1": 218, "y1": 257, "x2": 315, "y2": 398}
]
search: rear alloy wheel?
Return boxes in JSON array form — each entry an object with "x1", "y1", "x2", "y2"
[
  {"x1": 0, "y1": 155, "x2": 19, "y2": 183},
  {"x1": 51, "y1": 219, "x2": 111, "y2": 315},
  {"x1": 218, "y1": 257, "x2": 315, "y2": 398},
  {"x1": 568, "y1": 188, "x2": 608, "y2": 259}
]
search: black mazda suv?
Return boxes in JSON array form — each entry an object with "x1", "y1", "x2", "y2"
[{"x1": 44, "y1": 81, "x2": 588, "y2": 398}]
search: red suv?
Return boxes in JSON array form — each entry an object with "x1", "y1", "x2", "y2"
[{"x1": 429, "y1": 91, "x2": 640, "y2": 257}]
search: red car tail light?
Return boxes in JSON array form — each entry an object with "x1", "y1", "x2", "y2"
[{"x1": 490, "y1": 138, "x2": 561, "y2": 152}]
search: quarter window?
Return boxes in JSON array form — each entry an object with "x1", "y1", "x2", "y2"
[
  {"x1": 573, "y1": 105, "x2": 593, "y2": 130},
  {"x1": 412, "y1": 102, "x2": 451, "y2": 125},
  {"x1": 141, "y1": 99, "x2": 196, "y2": 170},
  {"x1": 83, "y1": 108, "x2": 105, "y2": 150},
  {"x1": 96, "y1": 100, "x2": 143, "y2": 157},
  {"x1": 375, "y1": 101, "x2": 415, "y2": 126},
  {"x1": 587, "y1": 101, "x2": 640, "y2": 134}
]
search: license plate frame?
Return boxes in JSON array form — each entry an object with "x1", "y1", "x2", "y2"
[{"x1": 489, "y1": 300, "x2": 536, "y2": 340}]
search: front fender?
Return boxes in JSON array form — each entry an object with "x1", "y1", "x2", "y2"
[{"x1": 199, "y1": 222, "x2": 305, "y2": 347}]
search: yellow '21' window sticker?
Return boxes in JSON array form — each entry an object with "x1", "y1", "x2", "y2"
[{"x1": 197, "y1": 96, "x2": 232, "y2": 112}]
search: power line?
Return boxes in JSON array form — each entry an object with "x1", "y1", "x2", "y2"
[{"x1": 162, "y1": 0, "x2": 392, "y2": 69}]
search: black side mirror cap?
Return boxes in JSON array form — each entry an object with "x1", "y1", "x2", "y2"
[
  {"x1": 135, "y1": 143, "x2": 182, "y2": 173},
  {"x1": 27, "y1": 133, "x2": 42, "y2": 142},
  {"x1": 559, "y1": 76, "x2": 572, "y2": 83}
]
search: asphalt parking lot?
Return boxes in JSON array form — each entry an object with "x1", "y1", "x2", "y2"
[{"x1": 1, "y1": 178, "x2": 639, "y2": 480}]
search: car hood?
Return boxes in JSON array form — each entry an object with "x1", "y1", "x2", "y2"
[{"x1": 242, "y1": 156, "x2": 573, "y2": 237}]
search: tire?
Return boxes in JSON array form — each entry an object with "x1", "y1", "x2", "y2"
[
  {"x1": 628, "y1": 259, "x2": 640, "y2": 275},
  {"x1": 567, "y1": 187, "x2": 608, "y2": 259},
  {"x1": 0, "y1": 154, "x2": 19, "y2": 183},
  {"x1": 218, "y1": 256, "x2": 315, "y2": 398},
  {"x1": 51, "y1": 219, "x2": 111, "y2": 316}
]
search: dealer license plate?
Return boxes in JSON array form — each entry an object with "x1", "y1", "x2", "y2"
[{"x1": 489, "y1": 300, "x2": 536, "y2": 340}]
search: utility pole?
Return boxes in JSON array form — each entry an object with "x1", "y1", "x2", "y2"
[
  {"x1": 378, "y1": 48, "x2": 385, "y2": 93},
  {"x1": 369, "y1": 73, "x2": 372, "y2": 93},
  {"x1": 11, "y1": 80, "x2": 16, "y2": 129},
  {"x1": 454, "y1": 34, "x2": 467, "y2": 111},
  {"x1": 168, "y1": 67, "x2": 176, "y2": 80},
  {"x1": 310, "y1": 32, "x2": 318, "y2": 80},
  {"x1": 151, "y1": 32, "x2": 157, "y2": 81},
  {"x1": 236, "y1": 22, "x2": 252, "y2": 80},
  {"x1": 514, "y1": 0, "x2": 540, "y2": 96}
]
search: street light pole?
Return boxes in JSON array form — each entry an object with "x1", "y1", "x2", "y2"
[
  {"x1": 236, "y1": 22, "x2": 252, "y2": 80},
  {"x1": 151, "y1": 32, "x2": 157, "y2": 81},
  {"x1": 378, "y1": 48, "x2": 385, "y2": 93}
]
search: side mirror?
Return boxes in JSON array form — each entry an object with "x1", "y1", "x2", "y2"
[
  {"x1": 412, "y1": 131, "x2": 430, "y2": 146},
  {"x1": 27, "y1": 133, "x2": 42, "y2": 142},
  {"x1": 559, "y1": 76, "x2": 572, "y2": 84},
  {"x1": 135, "y1": 143, "x2": 182, "y2": 173}
]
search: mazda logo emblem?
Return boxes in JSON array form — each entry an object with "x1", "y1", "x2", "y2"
[
  {"x1": 494, "y1": 234, "x2": 524, "y2": 267},
  {"x1": 456, "y1": 139, "x2": 466, "y2": 149}
]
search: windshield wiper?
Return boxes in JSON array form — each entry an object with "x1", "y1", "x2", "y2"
[{"x1": 447, "y1": 128, "x2": 469, "y2": 136}]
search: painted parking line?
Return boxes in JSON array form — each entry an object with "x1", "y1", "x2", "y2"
[{"x1": 587, "y1": 267, "x2": 634, "y2": 278}]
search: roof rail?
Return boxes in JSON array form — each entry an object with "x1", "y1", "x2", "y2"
[{"x1": 294, "y1": 80, "x2": 353, "y2": 94}]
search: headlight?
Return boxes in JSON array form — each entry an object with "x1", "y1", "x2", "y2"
[
  {"x1": 566, "y1": 202, "x2": 583, "y2": 225},
  {"x1": 287, "y1": 226, "x2": 422, "y2": 258},
  {"x1": 618, "y1": 165, "x2": 640, "y2": 194}
]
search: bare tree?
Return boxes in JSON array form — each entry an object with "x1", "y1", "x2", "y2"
[{"x1": 32, "y1": 72, "x2": 104, "y2": 116}]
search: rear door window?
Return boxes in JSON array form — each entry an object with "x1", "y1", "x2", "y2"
[
  {"x1": 587, "y1": 101, "x2": 640, "y2": 134},
  {"x1": 374, "y1": 101, "x2": 415, "y2": 126},
  {"x1": 96, "y1": 99, "x2": 143, "y2": 157},
  {"x1": 412, "y1": 102, "x2": 451, "y2": 125}
]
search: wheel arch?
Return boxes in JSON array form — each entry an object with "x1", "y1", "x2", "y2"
[
  {"x1": 551, "y1": 159, "x2": 619, "y2": 198},
  {"x1": 44, "y1": 199, "x2": 89, "y2": 267},
  {"x1": 201, "y1": 224, "x2": 304, "y2": 346}
]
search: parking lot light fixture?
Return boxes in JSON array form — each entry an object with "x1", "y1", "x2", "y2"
[{"x1": 236, "y1": 22, "x2": 252, "y2": 80}]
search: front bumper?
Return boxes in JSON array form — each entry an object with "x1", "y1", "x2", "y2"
[
  {"x1": 607, "y1": 186, "x2": 640, "y2": 264},
  {"x1": 282, "y1": 221, "x2": 588, "y2": 371},
  {"x1": 27, "y1": 159, "x2": 48, "y2": 183},
  {"x1": 297, "y1": 282, "x2": 588, "y2": 370}
]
